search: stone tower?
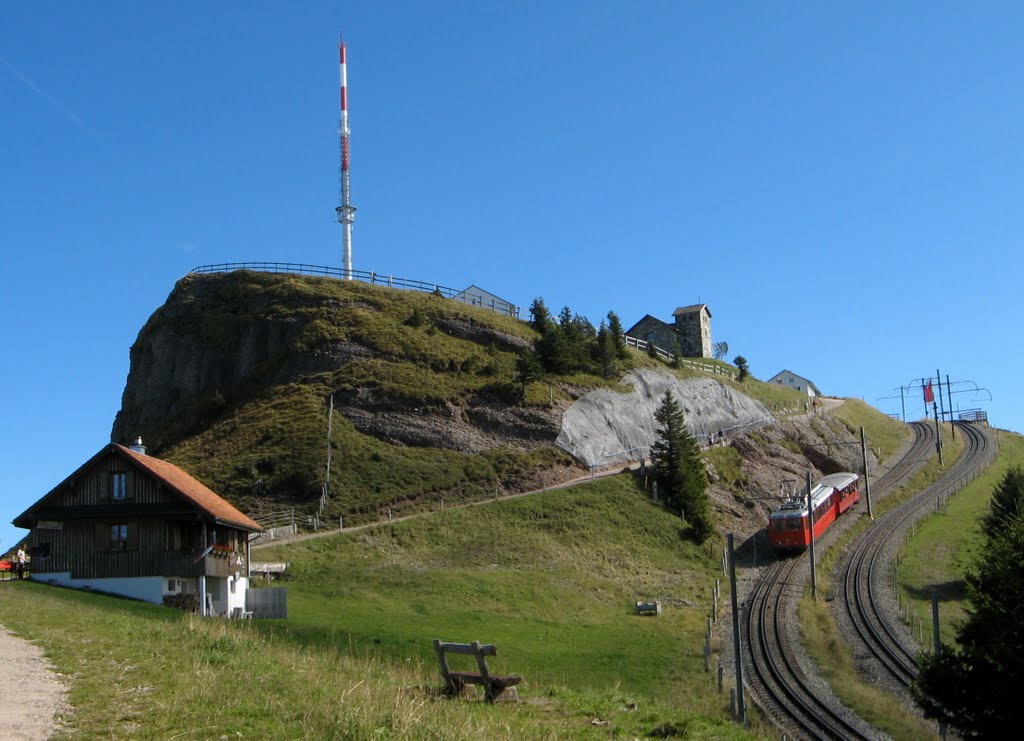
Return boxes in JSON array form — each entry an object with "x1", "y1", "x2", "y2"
[{"x1": 672, "y1": 304, "x2": 712, "y2": 358}]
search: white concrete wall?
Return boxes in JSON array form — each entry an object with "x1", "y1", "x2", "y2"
[
  {"x1": 227, "y1": 575, "x2": 249, "y2": 615},
  {"x1": 32, "y1": 572, "x2": 167, "y2": 604},
  {"x1": 28, "y1": 573, "x2": 248, "y2": 614},
  {"x1": 202, "y1": 575, "x2": 251, "y2": 617}
]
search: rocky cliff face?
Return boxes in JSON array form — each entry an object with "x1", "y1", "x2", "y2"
[
  {"x1": 556, "y1": 369, "x2": 774, "y2": 467},
  {"x1": 112, "y1": 275, "x2": 329, "y2": 449},
  {"x1": 111, "y1": 271, "x2": 554, "y2": 459}
]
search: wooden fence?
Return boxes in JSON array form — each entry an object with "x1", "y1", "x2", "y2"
[
  {"x1": 246, "y1": 586, "x2": 288, "y2": 619},
  {"x1": 623, "y1": 336, "x2": 737, "y2": 379}
]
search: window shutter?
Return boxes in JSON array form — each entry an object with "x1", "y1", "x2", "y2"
[
  {"x1": 127, "y1": 522, "x2": 139, "y2": 551},
  {"x1": 95, "y1": 522, "x2": 107, "y2": 551}
]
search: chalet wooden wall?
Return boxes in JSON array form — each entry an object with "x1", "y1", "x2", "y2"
[{"x1": 26, "y1": 450, "x2": 249, "y2": 580}]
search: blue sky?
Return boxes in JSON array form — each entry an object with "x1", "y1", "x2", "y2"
[{"x1": 2, "y1": 2, "x2": 1019, "y2": 551}]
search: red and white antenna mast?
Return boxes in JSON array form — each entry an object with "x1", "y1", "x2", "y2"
[{"x1": 335, "y1": 39, "x2": 356, "y2": 279}]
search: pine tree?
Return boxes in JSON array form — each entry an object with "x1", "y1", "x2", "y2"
[
  {"x1": 529, "y1": 298, "x2": 552, "y2": 334},
  {"x1": 733, "y1": 355, "x2": 750, "y2": 382},
  {"x1": 983, "y1": 465, "x2": 1024, "y2": 538},
  {"x1": 671, "y1": 339, "x2": 683, "y2": 369},
  {"x1": 913, "y1": 510, "x2": 1024, "y2": 736},
  {"x1": 515, "y1": 350, "x2": 542, "y2": 399},
  {"x1": 650, "y1": 391, "x2": 714, "y2": 542},
  {"x1": 607, "y1": 311, "x2": 629, "y2": 360},
  {"x1": 593, "y1": 321, "x2": 616, "y2": 379}
]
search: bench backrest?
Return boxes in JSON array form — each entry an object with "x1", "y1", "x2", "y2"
[{"x1": 434, "y1": 640, "x2": 497, "y2": 684}]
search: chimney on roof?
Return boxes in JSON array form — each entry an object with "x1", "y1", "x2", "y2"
[{"x1": 130, "y1": 436, "x2": 146, "y2": 455}]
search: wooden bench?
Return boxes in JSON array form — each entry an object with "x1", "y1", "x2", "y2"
[{"x1": 433, "y1": 639, "x2": 522, "y2": 702}]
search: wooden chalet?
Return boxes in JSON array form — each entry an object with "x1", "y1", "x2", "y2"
[{"x1": 12, "y1": 439, "x2": 261, "y2": 616}]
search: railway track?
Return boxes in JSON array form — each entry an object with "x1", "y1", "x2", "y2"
[
  {"x1": 739, "y1": 421, "x2": 940, "y2": 739},
  {"x1": 840, "y1": 420, "x2": 996, "y2": 690},
  {"x1": 745, "y1": 556, "x2": 874, "y2": 739}
]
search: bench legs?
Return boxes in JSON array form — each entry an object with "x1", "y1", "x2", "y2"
[
  {"x1": 486, "y1": 685, "x2": 519, "y2": 703},
  {"x1": 445, "y1": 677, "x2": 519, "y2": 703}
]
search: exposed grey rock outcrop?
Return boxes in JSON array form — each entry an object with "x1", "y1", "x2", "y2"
[{"x1": 555, "y1": 368, "x2": 773, "y2": 467}]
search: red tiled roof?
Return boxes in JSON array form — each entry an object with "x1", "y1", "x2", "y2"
[{"x1": 116, "y1": 445, "x2": 262, "y2": 531}]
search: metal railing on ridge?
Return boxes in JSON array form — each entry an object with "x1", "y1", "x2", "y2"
[{"x1": 189, "y1": 262, "x2": 520, "y2": 318}]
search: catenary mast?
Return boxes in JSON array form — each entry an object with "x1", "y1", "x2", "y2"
[{"x1": 335, "y1": 40, "x2": 355, "y2": 279}]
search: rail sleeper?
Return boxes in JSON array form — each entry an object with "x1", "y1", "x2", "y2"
[{"x1": 433, "y1": 639, "x2": 522, "y2": 702}]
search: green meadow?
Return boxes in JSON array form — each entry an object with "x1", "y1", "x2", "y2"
[{"x1": 0, "y1": 474, "x2": 764, "y2": 739}]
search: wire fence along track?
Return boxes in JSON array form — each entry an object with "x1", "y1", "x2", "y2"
[
  {"x1": 842, "y1": 421, "x2": 996, "y2": 689},
  {"x1": 740, "y1": 422, "x2": 941, "y2": 740},
  {"x1": 189, "y1": 262, "x2": 520, "y2": 318}
]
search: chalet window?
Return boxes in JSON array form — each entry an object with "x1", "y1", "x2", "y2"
[
  {"x1": 165, "y1": 522, "x2": 192, "y2": 551},
  {"x1": 95, "y1": 521, "x2": 138, "y2": 551},
  {"x1": 112, "y1": 472, "x2": 127, "y2": 500},
  {"x1": 110, "y1": 524, "x2": 129, "y2": 550}
]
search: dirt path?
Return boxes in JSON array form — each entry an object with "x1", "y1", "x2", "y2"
[
  {"x1": 255, "y1": 459, "x2": 645, "y2": 549},
  {"x1": 0, "y1": 623, "x2": 67, "y2": 740},
  {"x1": 256, "y1": 397, "x2": 851, "y2": 551}
]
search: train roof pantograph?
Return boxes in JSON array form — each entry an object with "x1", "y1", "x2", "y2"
[{"x1": 768, "y1": 472, "x2": 859, "y2": 520}]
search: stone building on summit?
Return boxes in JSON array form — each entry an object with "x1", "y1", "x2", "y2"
[{"x1": 625, "y1": 304, "x2": 712, "y2": 359}]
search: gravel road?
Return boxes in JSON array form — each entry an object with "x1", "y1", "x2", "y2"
[{"x1": 0, "y1": 624, "x2": 67, "y2": 740}]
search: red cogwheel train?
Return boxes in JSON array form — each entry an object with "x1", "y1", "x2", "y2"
[{"x1": 767, "y1": 472, "x2": 861, "y2": 552}]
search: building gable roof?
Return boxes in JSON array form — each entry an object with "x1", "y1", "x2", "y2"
[
  {"x1": 768, "y1": 369, "x2": 823, "y2": 397},
  {"x1": 625, "y1": 314, "x2": 674, "y2": 335},
  {"x1": 672, "y1": 303, "x2": 711, "y2": 318},
  {"x1": 13, "y1": 443, "x2": 261, "y2": 532},
  {"x1": 456, "y1": 284, "x2": 514, "y2": 304}
]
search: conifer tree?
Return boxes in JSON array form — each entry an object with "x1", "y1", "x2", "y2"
[
  {"x1": 607, "y1": 311, "x2": 629, "y2": 360},
  {"x1": 594, "y1": 321, "x2": 617, "y2": 379},
  {"x1": 983, "y1": 465, "x2": 1024, "y2": 538},
  {"x1": 516, "y1": 350, "x2": 542, "y2": 399},
  {"x1": 913, "y1": 509, "x2": 1024, "y2": 736},
  {"x1": 671, "y1": 339, "x2": 683, "y2": 369},
  {"x1": 529, "y1": 298, "x2": 552, "y2": 334},
  {"x1": 733, "y1": 355, "x2": 750, "y2": 382},
  {"x1": 650, "y1": 391, "x2": 714, "y2": 542}
]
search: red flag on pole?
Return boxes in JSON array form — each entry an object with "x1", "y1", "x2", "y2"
[{"x1": 924, "y1": 381, "x2": 935, "y2": 404}]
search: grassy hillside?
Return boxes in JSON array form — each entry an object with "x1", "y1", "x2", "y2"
[
  {"x1": 0, "y1": 474, "x2": 764, "y2": 739},
  {"x1": 831, "y1": 398, "x2": 908, "y2": 461},
  {"x1": 146, "y1": 273, "x2": 581, "y2": 519},
  {"x1": 122, "y1": 270, "x2": 819, "y2": 528},
  {"x1": 259, "y1": 476, "x2": 726, "y2": 701}
]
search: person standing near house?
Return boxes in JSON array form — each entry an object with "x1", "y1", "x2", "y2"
[{"x1": 16, "y1": 545, "x2": 27, "y2": 579}]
